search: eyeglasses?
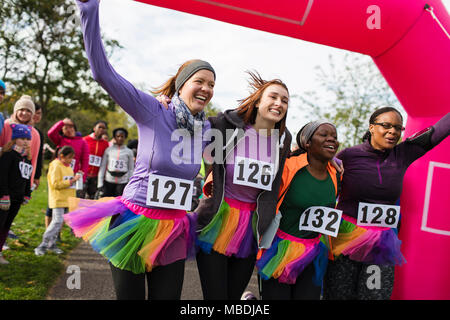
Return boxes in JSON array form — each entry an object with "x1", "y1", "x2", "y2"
[{"x1": 372, "y1": 122, "x2": 405, "y2": 131}]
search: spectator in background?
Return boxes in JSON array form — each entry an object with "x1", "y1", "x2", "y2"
[
  {"x1": 127, "y1": 139, "x2": 138, "y2": 162},
  {"x1": 0, "y1": 80, "x2": 5, "y2": 104},
  {"x1": 0, "y1": 113, "x2": 4, "y2": 137},
  {"x1": 97, "y1": 128, "x2": 134, "y2": 198},
  {"x1": 32, "y1": 103, "x2": 44, "y2": 190},
  {"x1": 34, "y1": 146, "x2": 81, "y2": 256},
  {"x1": 83, "y1": 120, "x2": 109, "y2": 199},
  {"x1": 47, "y1": 118, "x2": 89, "y2": 228},
  {"x1": 0, "y1": 80, "x2": 5, "y2": 135},
  {"x1": 0, "y1": 124, "x2": 33, "y2": 265},
  {"x1": 0, "y1": 95, "x2": 41, "y2": 189}
]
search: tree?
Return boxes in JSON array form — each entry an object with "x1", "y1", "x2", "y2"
[
  {"x1": 293, "y1": 53, "x2": 405, "y2": 148},
  {"x1": 0, "y1": 0, "x2": 121, "y2": 131}
]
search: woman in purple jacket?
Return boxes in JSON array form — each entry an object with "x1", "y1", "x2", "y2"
[
  {"x1": 324, "y1": 107, "x2": 450, "y2": 300},
  {"x1": 65, "y1": 0, "x2": 216, "y2": 300}
]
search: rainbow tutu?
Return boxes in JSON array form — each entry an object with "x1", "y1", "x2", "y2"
[
  {"x1": 256, "y1": 230, "x2": 328, "y2": 285},
  {"x1": 330, "y1": 214, "x2": 406, "y2": 265},
  {"x1": 196, "y1": 197, "x2": 258, "y2": 258},
  {"x1": 64, "y1": 197, "x2": 196, "y2": 274}
]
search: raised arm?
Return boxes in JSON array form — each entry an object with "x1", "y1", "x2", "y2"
[
  {"x1": 402, "y1": 112, "x2": 450, "y2": 165},
  {"x1": 76, "y1": 0, "x2": 161, "y2": 122},
  {"x1": 47, "y1": 120, "x2": 64, "y2": 146},
  {"x1": 429, "y1": 112, "x2": 450, "y2": 147}
]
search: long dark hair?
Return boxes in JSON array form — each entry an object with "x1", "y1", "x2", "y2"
[
  {"x1": 53, "y1": 145, "x2": 75, "y2": 160},
  {"x1": 362, "y1": 107, "x2": 404, "y2": 142}
]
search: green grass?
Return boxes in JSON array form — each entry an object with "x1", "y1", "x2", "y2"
[{"x1": 0, "y1": 174, "x2": 81, "y2": 300}]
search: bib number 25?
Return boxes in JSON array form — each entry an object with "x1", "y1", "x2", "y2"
[
  {"x1": 146, "y1": 174, "x2": 193, "y2": 211},
  {"x1": 357, "y1": 202, "x2": 400, "y2": 228}
]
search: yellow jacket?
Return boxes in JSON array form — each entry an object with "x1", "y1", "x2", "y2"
[{"x1": 47, "y1": 159, "x2": 75, "y2": 208}]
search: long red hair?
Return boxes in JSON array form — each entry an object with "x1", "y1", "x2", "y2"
[{"x1": 236, "y1": 71, "x2": 289, "y2": 136}]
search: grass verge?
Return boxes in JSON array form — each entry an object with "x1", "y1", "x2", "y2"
[{"x1": 0, "y1": 175, "x2": 81, "y2": 300}]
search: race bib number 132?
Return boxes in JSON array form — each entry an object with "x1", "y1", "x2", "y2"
[
  {"x1": 298, "y1": 206, "x2": 343, "y2": 238},
  {"x1": 357, "y1": 202, "x2": 400, "y2": 228},
  {"x1": 146, "y1": 174, "x2": 193, "y2": 211}
]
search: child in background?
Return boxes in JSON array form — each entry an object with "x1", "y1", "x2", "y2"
[
  {"x1": 0, "y1": 124, "x2": 33, "y2": 265},
  {"x1": 34, "y1": 146, "x2": 80, "y2": 256}
]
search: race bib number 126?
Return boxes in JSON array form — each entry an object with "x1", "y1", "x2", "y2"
[
  {"x1": 233, "y1": 156, "x2": 274, "y2": 191},
  {"x1": 146, "y1": 174, "x2": 193, "y2": 211},
  {"x1": 357, "y1": 202, "x2": 400, "y2": 228}
]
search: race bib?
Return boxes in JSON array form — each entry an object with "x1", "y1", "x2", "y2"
[
  {"x1": 233, "y1": 156, "x2": 275, "y2": 191},
  {"x1": 298, "y1": 206, "x2": 343, "y2": 237},
  {"x1": 357, "y1": 202, "x2": 400, "y2": 228},
  {"x1": 70, "y1": 159, "x2": 76, "y2": 170},
  {"x1": 63, "y1": 176, "x2": 76, "y2": 189},
  {"x1": 146, "y1": 174, "x2": 193, "y2": 210},
  {"x1": 109, "y1": 159, "x2": 127, "y2": 172},
  {"x1": 19, "y1": 162, "x2": 33, "y2": 180},
  {"x1": 89, "y1": 154, "x2": 102, "y2": 167}
]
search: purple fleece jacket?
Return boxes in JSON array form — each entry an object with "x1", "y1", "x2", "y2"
[
  {"x1": 77, "y1": 0, "x2": 211, "y2": 208},
  {"x1": 337, "y1": 112, "x2": 450, "y2": 219}
]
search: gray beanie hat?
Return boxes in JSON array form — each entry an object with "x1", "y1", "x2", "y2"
[
  {"x1": 14, "y1": 95, "x2": 35, "y2": 115},
  {"x1": 175, "y1": 60, "x2": 216, "y2": 93},
  {"x1": 298, "y1": 120, "x2": 336, "y2": 150}
]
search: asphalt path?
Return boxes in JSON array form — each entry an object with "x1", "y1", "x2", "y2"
[{"x1": 46, "y1": 241, "x2": 260, "y2": 300}]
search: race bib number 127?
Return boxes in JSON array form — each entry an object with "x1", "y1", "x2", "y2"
[{"x1": 146, "y1": 174, "x2": 193, "y2": 211}]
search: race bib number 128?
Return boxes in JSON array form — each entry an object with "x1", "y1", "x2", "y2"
[
  {"x1": 357, "y1": 202, "x2": 400, "y2": 228},
  {"x1": 146, "y1": 174, "x2": 193, "y2": 211}
]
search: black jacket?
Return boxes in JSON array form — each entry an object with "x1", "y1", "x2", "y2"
[
  {"x1": 195, "y1": 109, "x2": 292, "y2": 245},
  {"x1": 0, "y1": 150, "x2": 32, "y2": 201}
]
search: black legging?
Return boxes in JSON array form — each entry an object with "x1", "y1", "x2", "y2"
[
  {"x1": 196, "y1": 250, "x2": 256, "y2": 300},
  {"x1": 260, "y1": 262, "x2": 322, "y2": 300},
  {"x1": 103, "y1": 181, "x2": 127, "y2": 197},
  {"x1": 109, "y1": 259, "x2": 186, "y2": 300},
  {"x1": 0, "y1": 200, "x2": 22, "y2": 252}
]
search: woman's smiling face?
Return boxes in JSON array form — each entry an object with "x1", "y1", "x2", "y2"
[
  {"x1": 178, "y1": 69, "x2": 215, "y2": 115},
  {"x1": 255, "y1": 84, "x2": 289, "y2": 126},
  {"x1": 307, "y1": 124, "x2": 339, "y2": 161}
]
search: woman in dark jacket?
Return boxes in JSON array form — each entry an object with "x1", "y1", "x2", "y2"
[{"x1": 195, "y1": 71, "x2": 292, "y2": 300}]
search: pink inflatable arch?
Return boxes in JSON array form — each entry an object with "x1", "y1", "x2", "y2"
[{"x1": 136, "y1": 0, "x2": 450, "y2": 299}]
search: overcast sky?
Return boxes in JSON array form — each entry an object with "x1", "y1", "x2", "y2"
[{"x1": 93, "y1": 0, "x2": 450, "y2": 132}]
